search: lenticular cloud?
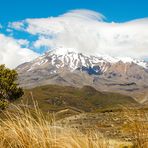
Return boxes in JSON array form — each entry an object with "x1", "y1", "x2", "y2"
[{"x1": 9, "y1": 9, "x2": 148, "y2": 60}]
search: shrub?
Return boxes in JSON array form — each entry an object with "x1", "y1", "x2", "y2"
[
  {"x1": 0, "y1": 100, "x2": 9, "y2": 110},
  {"x1": 0, "y1": 65, "x2": 24, "y2": 101}
]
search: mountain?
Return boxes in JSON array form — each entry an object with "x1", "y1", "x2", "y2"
[{"x1": 16, "y1": 47, "x2": 148, "y2": 102}]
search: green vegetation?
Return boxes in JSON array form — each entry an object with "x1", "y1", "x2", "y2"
[
  {"x1": 0, "y1": 100, "x2": 9, "y2": 110},
  {"x1": 0, "y1": 65, "x2": 23, "y2": 109},
  {"x1": 20, "y1": 85, "x2": 138, "y2": 113}
]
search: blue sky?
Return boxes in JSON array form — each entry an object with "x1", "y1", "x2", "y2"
[
  {"x1": 0, "y1": 0, "x2": 148, "y2": 24},
  {"x1": 0, "y1": 0, "x2": 148, "y2": 68}
]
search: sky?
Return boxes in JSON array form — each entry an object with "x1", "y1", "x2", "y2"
[
  {"x1": 0, "y1": 0, "x2": 148, "y2": 23},
  {"x1": 0, "y1": 0, "x2": 148, "y2": 68}
]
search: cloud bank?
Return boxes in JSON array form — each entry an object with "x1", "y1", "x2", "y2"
[
  {"x1": 0, "y1": 9, "x2": 148, "y2": 68},
  {"x1": 0, "y1": 34, "x2": 39, "y2": 68},
  {"x1": 9, "y1": 9, "x2": 148, "y2": 60}
]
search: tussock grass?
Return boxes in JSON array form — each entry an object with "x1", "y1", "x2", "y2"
[
  {"x1": 124, "y1": 108, "x2": 148, "y2": 148},
  {"x1": 0, "y1": 102, "x2": 108, "y2": 148}
]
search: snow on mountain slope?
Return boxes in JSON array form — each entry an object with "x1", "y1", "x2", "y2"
[
  {"x1": 18, "y1": 48, "x2": 148, "y2": 72},
  {"x1": 16, "y1": 47, "x2": 148, "y2": 98},
  {"x1": 17, "y1": 47, "x2": 147, "y2": 75}
]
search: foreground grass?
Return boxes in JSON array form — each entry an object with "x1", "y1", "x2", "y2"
[
  {"x1": 0, "y1": 101, "x2": 147, "y2": 148},
  {"x1": 0, "y1": 102, "x2": 108, "y2": 148},
  {"x1": 123, "y1": 109, "x2": 148, "y2": 148}
]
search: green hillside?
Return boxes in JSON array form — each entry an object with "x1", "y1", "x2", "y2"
[{"x1": 14, "y1": 85, "x2": 138, "y2": 113}]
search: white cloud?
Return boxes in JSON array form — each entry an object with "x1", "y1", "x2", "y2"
[
  {"x1": 33, "y1": 36, "x2": 53, "y2": 48},
  {"x1": 17, "y1": 39, "x2": 29, "y2": 47},
  {"x1": 0, "y1": 34, "x2": 39, "y2": 68},
  {"x1": 9, "y1": 9, "x2": 148, "y2": 59},
  {"x1": 9, "y1": 21, "x2": 25, "y2": 30}
]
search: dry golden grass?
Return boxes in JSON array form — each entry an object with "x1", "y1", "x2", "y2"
[
  {"x1": 0, "y1": 100, "x2": 147, "y2": 148},
  {"x1": 0, "y1": 102, "x2": 108, "y2": 148},
  {"x1": 124, "y1": 108, "x2": 148, "y2": 148}
]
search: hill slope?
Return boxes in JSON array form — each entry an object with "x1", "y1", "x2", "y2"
[{"x1": 18, "y1": 85, "x2": 138, "y2": 113}]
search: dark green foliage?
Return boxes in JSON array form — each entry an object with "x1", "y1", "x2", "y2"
[
  {"x1": 0, "y1": 100, "x2": 9, "y2": 110},
  {"x1": 0, "y1": 65, "x2": 24, "y2": 101}
]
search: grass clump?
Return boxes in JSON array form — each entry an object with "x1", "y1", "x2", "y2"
[
  {"x1": 0, "y1": 101, "x2": 108, "y2": 148},
  {"x1": 124, "y1": 109, "x2": 148, "y2": 148}
]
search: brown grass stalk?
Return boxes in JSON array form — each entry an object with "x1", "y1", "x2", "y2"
[{"x1": 0, "y1": 102, "x2": 108, "y2": 148}]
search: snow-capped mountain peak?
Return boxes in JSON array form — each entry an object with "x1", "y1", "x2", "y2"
[
  {"x1": 16, "y1": 47, "x2": 148, "y2": 75},
  {"x1": 39, "y1": 47, "x2": 148, "y2": 70},
  {"x1": 16, "y1": 47, "x2": 148, "y2": 96}
]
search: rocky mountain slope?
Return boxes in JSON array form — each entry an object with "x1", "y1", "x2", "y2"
[{"x1": 16, "y1": 47, "x2": 148, "y2": 102}]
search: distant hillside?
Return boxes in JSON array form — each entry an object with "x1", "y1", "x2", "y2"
[{"x1": 16, "y1": 85, "x2": 138, "y2": 113}]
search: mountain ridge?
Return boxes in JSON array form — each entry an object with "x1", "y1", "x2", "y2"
[
  {"x1": 16, "y1": 47, "x2": 148, "y2": 103},
  {"x1": 17, "y1": 47, "x2": 148, "y2": 72}
]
